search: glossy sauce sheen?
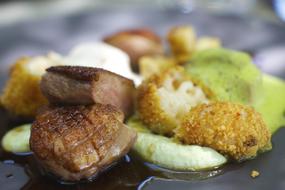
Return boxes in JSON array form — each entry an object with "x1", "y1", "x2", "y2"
[{"x1": 0, "y1": 108, "x2": 226, "y2": 190}]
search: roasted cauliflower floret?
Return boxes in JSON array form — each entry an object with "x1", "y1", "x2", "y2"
[
  {"x1": 137, "y1": 67, "x2": 209, "y2": 136},
  {"x1": 1, "y1": 54, "x2": 61, "y2": 117},
  {"x1": 176, "y1": 102, "x2": 272, "y2": 161}
]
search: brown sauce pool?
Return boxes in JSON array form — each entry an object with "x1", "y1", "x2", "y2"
[{"x1": 0, "y1": 108, "x2": 235, "y2": 190}]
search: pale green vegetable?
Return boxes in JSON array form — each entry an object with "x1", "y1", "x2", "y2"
[
  {"x1": 128, "y1": 118, "x2": 227, "y2": 170},
  {"x1": 2, "y1": 124, "x2": 31, "y2": 153}
]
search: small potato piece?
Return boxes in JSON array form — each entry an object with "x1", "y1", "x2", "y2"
[
  {"x1": 167, "y1": 26, "x2": 197, "y2": 63},
  {"x1": 2, "y1": 124, "x2": 31, "y2": 153},
  {"x1": 196, "y1": 37, "x2": 221, "y2": 51},
  {"x1": 176, "y1": 102, "x2": 272, "y2": 161},
  {"x1": 139, "y1": 55, "x2": 176, "y2": 79},
  {"x1": 104, "y1": 28, "x2": 164, "y2": 72}
]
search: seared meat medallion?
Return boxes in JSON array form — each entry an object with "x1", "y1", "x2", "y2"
[
  {"x1": 40, "y1": 66, "x2": 135, "y2": 117},
  {"x1": 30, "y1": 104, "x2": 137, "y2": 181}
]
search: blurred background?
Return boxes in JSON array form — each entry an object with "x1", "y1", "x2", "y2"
[
  {"x1": 0, "y1": 0, "x2": 285, "y2": 86},
  {"x1": 0, "y1": 0, "x2": 284, "y2": 25}
]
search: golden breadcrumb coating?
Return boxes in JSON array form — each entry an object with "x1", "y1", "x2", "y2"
[
  {"x1": 137, "y1": 80, "x2": 175, "y2": 136},
  {"x1": 137, "y1": 67, "x2": 211, "y2": 136},
  {"x1": 176, "y1": 102, "x2": 272, "y2": 161},
  {"x1": 1, "y1": 58, "x2": 48, "y2": 117}
]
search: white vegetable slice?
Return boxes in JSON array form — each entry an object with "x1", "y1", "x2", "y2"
[
  {"x1": 128, "y1": 118, "x2": 227, "y2": 171},
  {"x1": 2, "y1": 124, "x2": 31, "y2": 153},
  {"x1": 133, "y1": 132, "x2": 227, "y2": 171}
]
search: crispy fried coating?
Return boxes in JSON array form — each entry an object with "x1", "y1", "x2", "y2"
[
  {"x1": 176, "y1": 102, "x2": 272, "y2": 161},
  {"x1": 0, "y1": 58, "x2": 48, "y2": 117},
  {"x1": 137, "y1": 67, "x2": 210, "y2": 136}
]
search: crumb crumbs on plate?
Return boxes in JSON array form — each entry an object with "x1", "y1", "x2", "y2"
[{"x1": 251, "y1": 170, "x2": 260, "y2": 178}]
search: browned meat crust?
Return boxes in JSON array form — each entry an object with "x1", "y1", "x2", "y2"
[
  {"x1": 40, "y1": 66, "x2": 135, "y2": 117},
  {"x1": 46, "y1": 66, "x2": 106, "y2": 81},
  {"x1": 30, "y1": 104, "x2": 136, "y2": 181}
]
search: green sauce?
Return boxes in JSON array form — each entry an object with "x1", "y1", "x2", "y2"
[
  {"x1": 255, "y1": 74, "x2": 285, "y2": 133},
  {"x1": 185, "y1": 48, "x2": 262, "y2": 105}
]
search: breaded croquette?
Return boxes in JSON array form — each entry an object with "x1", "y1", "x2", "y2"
[
  {"x1": 137, "y1": 67, "x2": 209, "y2": 136},
  {"x1": 1, "y1": 55, "x2": 60, "y2": 117},
  {"x1": 176, "y1": 102, "x2": 272, "y2": 161}
]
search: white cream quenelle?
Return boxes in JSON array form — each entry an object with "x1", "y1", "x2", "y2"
[{"x1": 63, "y1": 42, "x2": 142, "y2": 86}]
